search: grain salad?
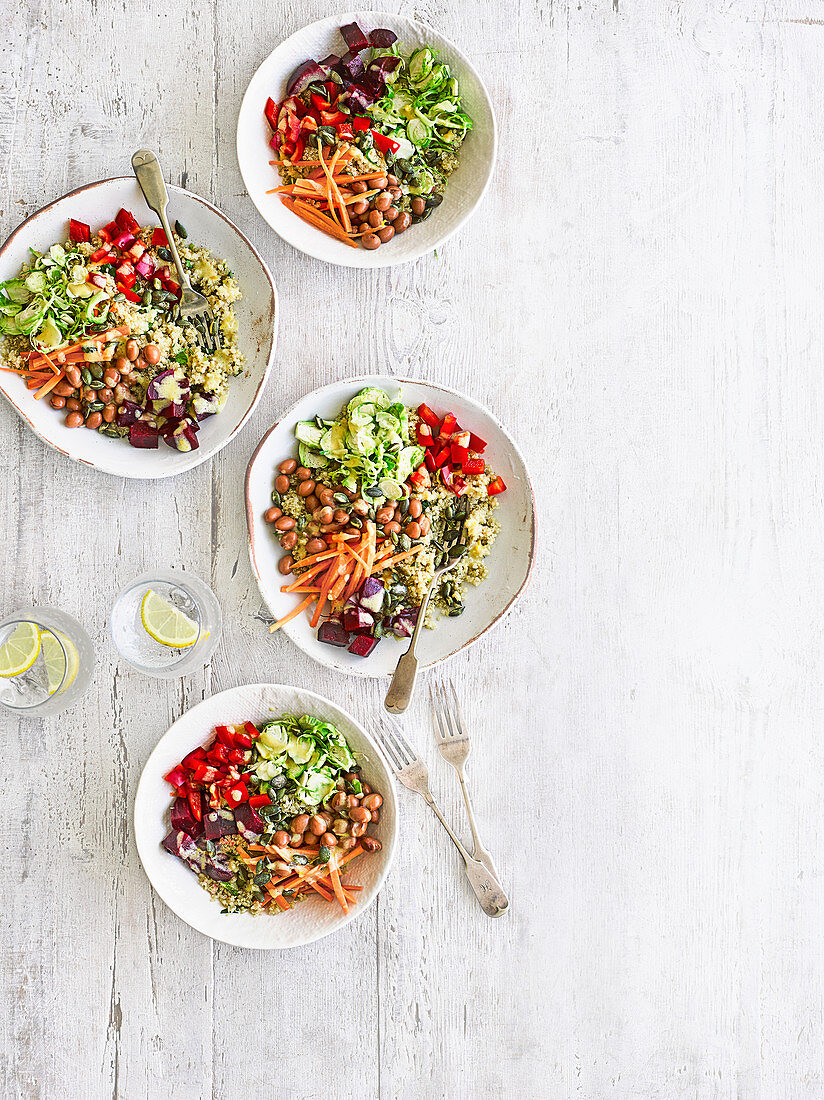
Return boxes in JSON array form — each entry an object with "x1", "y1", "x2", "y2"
[
  {"x1": 263, "y1": 386, "x2": 507, "y2": 660},
  {"x1": 0, "y1": 207, "x2": 243, "y2": 452}
]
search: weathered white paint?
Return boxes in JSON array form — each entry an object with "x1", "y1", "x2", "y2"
[{"x1": 1, "y1": 0, "x2": 822, "y2": 1096}]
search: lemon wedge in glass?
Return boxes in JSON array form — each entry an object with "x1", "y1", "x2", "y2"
[
  {"x1": 0, "y1": 621, "x2": 41, "y2": 678},
  {"x1": 40, "y1": 629, "x2": 79, "y2": 695},
  {"x1": 140, "y1": 590, "x2": 199, "y2": 649}
]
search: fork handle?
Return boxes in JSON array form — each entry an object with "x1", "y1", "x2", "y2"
[
  {"x1": 384, "y1": 585, "x2": 434, "y2": 713},
  {"x1": 423, "y1": 792, "x2": 509, "y2": 917},
  {"x1": 131, "y1": 149, "x2": 190, "y2": 292},
  {"x1": 454, "y1": 767, "x2": 501, "y2": 879}
]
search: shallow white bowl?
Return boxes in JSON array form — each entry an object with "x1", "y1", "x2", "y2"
[
  {"x1": 134, "y1": 683, "x2": 398, "y2": 949},
  {"x1": 236, "y1": 11, "x2": 497, "y2": 267},
  {"x1": 246, "y1": 376, "x2": 536, "y2": 678},
  {"x1": 0, "y1": 177, "x2": 278, "y2": 478}
]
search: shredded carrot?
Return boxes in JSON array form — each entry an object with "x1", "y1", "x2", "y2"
[
  {"x1": 331, "y1": 171, "x2": 386, "y2": 183},
  {"x1": 330, "y1": 866, "x2": 349, "y2": 913},
  {"x1": 290, "y1": 199, "x2": 359, "y2": 248},
  {"x1": 310, "y1": 881, "x2": 335, "y2": 902},
  {"x1": 269, "y1": 592, "x2": 315, "y2": 633},
  {"x1": 326, "y1": 149, "x2": 352, "y2": 233},
  {"x1": 289, "y1": 548, "x2": 340, "y2": 570},
  {"x1": 372, "y1": 545, "x2": 426, "y2": 572},
  {"x1": 33, "y1": 370, "x2": 66, "y2": 400},
  {"x1": 343, "y1": 541, "x2": 369, "y2": 571},
  {"x1": 279, "y1": 584, "x2": 322, "y2": 594}
]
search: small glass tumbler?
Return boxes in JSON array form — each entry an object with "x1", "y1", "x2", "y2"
[
  {"x1": 0, "y1": 606, "x2": 94, "y2": 716},
  {"x1": 110, "y1": 569, "x2": 222, "y2": 679}
]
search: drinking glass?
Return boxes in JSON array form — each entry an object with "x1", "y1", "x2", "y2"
[
  {"x1": 0, "y1": 607, "x2": 93, "y2": 716},
  {"x1": 110, "y1": 569, "x2": 222, "y2": 678}
]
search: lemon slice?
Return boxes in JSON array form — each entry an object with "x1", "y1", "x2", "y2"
[
  {"x1": 140, "y1": 589, "x2": 199, "y2": 648},
  {"x1": 40, "y1": 629, "x2": 79, "y2": 695},
  {"x1": 0, "y1": 621, "x2": 41, "y2": 678}
]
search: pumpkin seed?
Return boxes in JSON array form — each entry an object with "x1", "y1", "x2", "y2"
[
  {"x1": 89, "y1": 379, "x2": 105, "y2": 390},
  {"x1": 399, "y1": 499, "x2": 410, "y2": 516},
  {"x1": 174, "y1": 220, "x2": 188, "y2": 239},
  {"x1": 80, "y1": 368, "x2": 92, "y2": 386},
  {"x1": 141, "y1": 289, "x2": 153, "y2": 306},
  {"x1": 398, "y1": 534, "x2": 411, "y2": 551},
  {"x1": 157, "y1": 247, "x2": 173, "y2": 263},
  {"x1": 271, "y1": 490, "x2": 281, "y2": 505},
  {"x1": 253, "y1": 870, "x2": 272, "y2": 886},
  {"x1": 365, "y1": 486, "x2": 383, "y2": 498},
  {"x1": 86, "y1": 401, "x2": 105, "y2": 412},
  {"x1": 333, "y1": 493, "x2": 349, "y2": 505},
  {"x1": 113, "y1": 292, "x2": 126, "y2": 301},
  {"x1": 449, "y1": 544, "x2": 467, "y2": 559},
  {"x1": 448, "y1": 605, "x2": 464, "y2": 617},
  {"x1": 390, "y1": 530, "x2": 399, "y2": 545},
  {"x1": 349, "y1": 516, "x2": 363, "y2": 529},
  {"x1": 367, "y1": 507, "x2": 376, "y2": 521}
]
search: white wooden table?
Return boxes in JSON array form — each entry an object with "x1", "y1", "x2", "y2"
[{"x1": 2, "y1": 1, "x2": 823, "y2": 1096}]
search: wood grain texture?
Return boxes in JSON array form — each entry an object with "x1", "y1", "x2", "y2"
[{"x1": 2, "y1": 0, "x2": 823, "y2": 1096}]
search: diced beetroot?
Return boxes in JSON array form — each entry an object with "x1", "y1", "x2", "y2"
[
  {"x1": 203, "y1": 809, "x2": 236, "y2": 840},
  {"x1": 317, "y1": 620, "x2": 350, "y2": 648},
  {"x1": 367, "y1": 55, "x2": 401, "y2": 84},
  {"x1": 203, "y1": 853, "x2": 234, "y2": 882},
  {"x1": 340, "y1": 21, "x2": 370, "y2": 52},
  {"x1": 389, "y1": 608, "x2": 418, "y2": 638},
  {"x1": 162, "y1": 830, "x2": 206, "y2": 873},
  {"x1": 286, "y1": 59, "x2": 327, "y2": 96},
  {"x1": 320, "y1": 53, "x2": 342, "y2": 73},
  {"x1": 162, "y1": 418, "x2": 200, "y2": 452},
  {"x1": 190, "y1": 392, "x2": 221, "y2": 420},
  {"x1": 170, "y1": 796, "x2": 200, "y2": 837},
  {"x1": 147, "y1": 368, "x2": 190, "y2": 407},
  {"x1": 345, "y1": 84, "x2": 378, "y2": 112},
  {"x1": 116, "y1": 400, "x2": 142, "y2": 427},
  {"x1": 340, "y1": 51, "x2": 365, "y2": 80},
  {"x1": 234, "y1": 802, "x2": 265, "y2": 837},
  {"x1": 349, "y1": 633, "x2": 380, "y2": 657},
  {"x1": 342, "y1": 606, "x2": 375, "y2": 633},
  {"x1": 369, "y1": 28, "x2": 398, "y2": 48},
  {"x1": 129, "y1": 421, "x2": 159, "y2": 448},
  {"x1": 359, "y1": 577, "x2": 385, "y2": 614}
]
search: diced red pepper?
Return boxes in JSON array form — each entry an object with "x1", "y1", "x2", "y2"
[
  {"x1": 310, "y1": 92, "x2": 331, "y2": 112},
  {"x1": 151, "y1": 228, "x2": 169, "y2": 248},
  {"x1": 469, "y1": 432, "x2": 487, "y2": 453},
  {"x1": 181, "y1": 746, "x2": 206, "y2": 770},
  {"x1": 372, "y1": 130, "x2": 400, "y2": 154},
  {"x1": 417, "y1": 403, "x2": 441, "y2": 430},
  {"x1": 416, "y1": 423, "x2": 434, "y2": 447},
  {"x1": 225, "y1": 780, "x2": 249, "y2": 806},
  {"x1": 353, "y1": 115, "x2": 371, "y2": 131},
  {"x1": 285, "y1": 112, "x2": 301, "y2": 142},
  {"x1": 207, "y1": 784, "x2": 222, "y2": 810},
  {"x1": 487, "y1": 476, "x2": 507, "y2": 496},
  {"x1": 264, "y1": 96, "x2": 279, "y2": 130},
  {"x1": 214, "y1": 724, "x2": 234, "y2": 746},
  {"x1": 233, "y1": 729, "x2": 254, "y2": 749},
  {"x1": 451, "y1": 429, "x2": 471, "y2": 449},
  {"x1": 243, "y1": 721, "x2": 260, "y2": 741},
  {"x1": 118, "y1": 286, "x2": 142, "y2": 303},
  {"x1": 89, "y1": 245, "x2": 112, "y2": 263},
  {"x1": 409, "y1": 464, "x2": 431, "y2": 490},
  {"x1": 116, "y1": 264, "x2": 136, "y2": 289},
  {"x1": 462, "y1": 458, "x2": 485, "y2": 476},
  {"x1": 116, "y1": 208, "x2": 140, "y2": 233},
  {"x1": 451, "y1": 443, "x2": 469, "y2": 466},
  {"x1": 291, "y1": 134, "x2": 307, "y2": 164},
  {"x1": 164, "y1": 765, "x2": 187, "y2": 789},
  {"x1": 249, "y1": 793, "x2": 271, "y2": 809},
  {"x1": 187, "y1": 787, "x2": 203, "y2": 823},
  {"x1": 320, "y1": 109, "x2": 347, "y2": 126},
  {"x1": 324, "y1": 81, "x2": 339, "y2": 101},
  {"x1": 207, "y1": 740, "x2": 230, "y2": 765},
  {"x1": 336, "y1": 122, "x2": 354, "y2": 140},
  {"x1": 424, "y1": 451, "x2": 436, "y2": 472},
  {"x1": 69, "y1": 219, "x2": 91, "y2": 243},
  {"x1": 193, "y1": 763, "x2": 222, "y2": 784},
  {"x1": 432, "y1": 446, "x2": 451, "y2": 468},
  {"x1": 270, "y1": 133, "x2": 282, "y2": 151},
  {"x1": 102, "y1": 220, "x2": 121, "y2": 242},
  {"x1": 227, "y1": 748, "x2": 249, "y2": 765},
  {"x1": 438, "y1": 413, "x2": 459, "y2": 442},
  {"x1": 300, "y1": 115, "x2": 319, "y2": 133}
]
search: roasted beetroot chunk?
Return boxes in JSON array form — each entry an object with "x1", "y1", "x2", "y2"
[
  {"x1": 349, "y1": 633, "x2": 380, "y2": 658},
  {"x1": 318, "y1": 620, "x2": 350, "y2": 648},
  {"x1": 340, "y1": 21, "x2": 370, "y2": 52},
  {"x1": 129, "y1": 421, "x2": 159, "y2": 448},
  {"x1": 369, "y1": 28, "x2": 398, "y2": 48},
  {"x1": 170, "y1": 796, "x2": 201, "y2": 838},
  {"x1": 342, "y1": 606, "x2": 374, "y2": 633},
  {"x1": 234, "y1": 802, "x2": 266, "y2": 837},
  {"x1": 202, "y1": 808, "x2": 236, "y2": 840},
  {"x1": 286, "y1": 59, "x2": 327, "y2": 96}
]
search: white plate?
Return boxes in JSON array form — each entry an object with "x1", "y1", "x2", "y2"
[
  {"x1": 134, "y1": 683, "x2": 398, "y2": 949},
  {"x1": 236, "y1": 11, "x2": 497, "y2": 267},
  {"x1": 245, "y1": 376, "x2": 536, "y2": 678},
  {"x1": 0, "y1": 177, "x2": 278, "y2": 478}
]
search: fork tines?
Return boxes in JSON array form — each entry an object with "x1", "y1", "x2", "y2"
[
  {"x1": 369, "y1": 714, "x2": 417, "y2": 771},
  {"x1": 429, "y1": 679, "x2": 466, "y2": 740}
]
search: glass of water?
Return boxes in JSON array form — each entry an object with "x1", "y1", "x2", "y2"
[
  {"x1": 0, "y1": 607, "x2": 93, "y2": 716},
  {"x1": 110, "y1": 569, "x2": 222, "y2": 678}
]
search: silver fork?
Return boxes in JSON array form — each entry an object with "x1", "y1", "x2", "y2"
[
  {"x1": 369, "y1": 714, "x2": 509, "y2": 917},
  {"x1": 384, "y1": 500, "x2": 471, "y2": 714},
  {"x1": 131, "y1": 149, "x2": 221, "y2": 353},
  {"x1": 430, "y1": 680, "x2": 500, "y2": 880}
]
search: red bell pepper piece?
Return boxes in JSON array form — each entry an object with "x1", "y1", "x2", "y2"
[
  {"x1": 214, "y1": 724, "x2": 235, "y2": 746},
  {"x1": 451, "y1": 443, "x2": 469, "y2": 466},
  {"x1": 225, "y1": 780, "x2": 249, "y2": 806},
  {"x1": 432, "y1": 446, "x2": 451, "y2": 468},
  {"x1": 336, "y1": 122, "x2": 354, "y2": 140},
  {"x1": 193, "y1": 763, "x2": 221, "y2": 784},
  {"x1": 451, "y1": 429, "x2": 471, "y2": 449},
  {"x1": 310, "y1": 92, "x2": 330, "y2": 112},
  {"x1": 207, "y1": 740, "x2": 230, "y2": 765},
  {"x1": 102, "y1": 220, "x2": 121, "y2": 242},
  {"x1": 409, "y1": 464, "x2": 431, "y2": 490},
  {"x1": 462, "y1": 457, "x2": 485, "y2": 476},
  {"x1": 181, "y1": 746, "x2": 206, "y2": 770},
  {"x1": 164, "y1": 765, "x2": 187, "y2": 789},
  {"x1": 187, "y1": 787, "x2": 203, "y2": 823},
  {"x1": 249, "y1": 793, "x2": 271, "y2": 809},
  {"x1": 291, "y1": 134, "x2": 307, "y2": 164},
  {"x1": 320, "y1": 109, "x2": 347, "y2": 126},
  {"x1": 69, "y1": 219, "x2": 91, "y2": 243},
  {"x1": 227, "y1": 748, "x2": 249, "y2": 765},
  {"x1": 151, "y1": 228, "x2": 169, "y2": 248},
  {"x1": 243, "y1": 721, "x2": 260, "y2": 741},
  {"x1": 285, "y1": 112, "x2": 301, "y2": 142},
  {"x1": 371, "y1": 129, "x2": 400, "y2": 154},
  {"x1": 324, "y1": 81, "x2": 339, "y2": 101},
  {"x1": 116, "y1": 208, "x2": 140, "y2": 233},
  {"x1": 438, "y1": 413, "x2": 459, "y2": 442},
  {"x1": 233, "y1": 728, "x2": 254, "y2": 749},
  {"x1": 424, "y1": 451, "x2": 436, "y2": 472},
  {"x1": 416, "y1": 423, "x2": 434, "y2": 447},
  {"x1": 469, "y1": 432, "x2": 487, "y2": 453},
  {"x1": 264, "y1": 96, "x2": 279, "y2": 130},
  {"x1": 487, "y1": 476, "x2": 507, "y2": 496},
  {"x1": 300, "y1": 115, "x2": 319, "y2": 133},
  {"x1": 353, "y1": 115, "x2": 371, "y2": 131},
  {"x1": 161, "y1": 276, "x2": 180, "y2": 297},
  {"x1": 89, "y1": 245, "x2": 112, "y2": 263},
  {"x1": 116, "y1": 265, "x2": 137, "y2": 290},
  {"x1": 118, "y1": 286, "x2": 142, "y2": 303},
  {"x1": 417, "y1": 403, "x2": 441, "y2": 431}
]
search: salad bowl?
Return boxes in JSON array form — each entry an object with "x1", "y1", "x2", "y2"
[
  {"x1": 245, "y1": 376, "x2": 535, "y2": 678},
  {"x1": 236, "y1": 11, "x2": 497, "y2": 267},
  {"x1": 134, "y1": 683, "x2": 398, "y2": 949},
  {"x1": 0, "y1": 176, "x2": 278, "y2": 478}
]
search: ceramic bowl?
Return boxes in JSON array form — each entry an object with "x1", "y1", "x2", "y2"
[
  {"x1": 236, "y1": 11, "x2": 497, "y2": 267},
  {"x1": 245, "y1": 376, "x2": 535, "y2": 678},
  {"x1": 0, "y1": 176, "x2": 278, "y2": 478},
  {"x1": 134, "y1": 683, "x2": 398, "y2": 949}
]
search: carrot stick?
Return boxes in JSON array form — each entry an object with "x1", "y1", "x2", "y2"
[
  {"x1": 282, "y1": 561, "x2": 332, "y2": 589},
  {"x1": 279, "y1": 585, "x2": 322, "y2": 594},
  {"x1": 290, "y1": 201, "x2": 359, "y2": 248},
  {"x1": 330, "y1": 866, "x2": 349, "y2": 913},
  {"x1": 269, "y1": 592, "x2": 315, "y2": 633},
  {"x1": 289, "y1": 548, "x2": 340, "y2": 571},
  {"x1": 343, "y1": 542, "x2": 369, "y2": 571},
  {"x1": 33, "y1": 370, "x2": 66, "y2": 400},
  {"x1": 272, "y1": 894, "x2": 291, "y2": 911},
  {"x1": 310, "y1": 881, "x2": 335, "y2": 903},
  {"x1": 327, "y1": 149, "x2": 352, "y2": 233},
  {"x1": 331, "y1": 171, "x2": 386, "y2": 183},
  {"x1": 363, "y1": 520, "x2": 377, "y2": 577},
  {"x1": 372, "y1": 545, "x2": 426, "y2": 572}
]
